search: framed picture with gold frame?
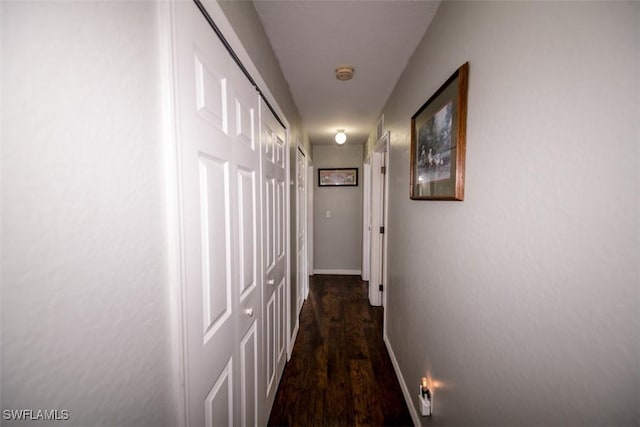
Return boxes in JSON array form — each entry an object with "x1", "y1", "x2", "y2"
[
  {"x1": 410, "y1": 62, "x2": 469, "y2": 200},
  {"x1": 318, "y1": 168, "x2": 358, "y2": 187}
]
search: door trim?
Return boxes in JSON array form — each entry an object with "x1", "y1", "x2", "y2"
[
  {"x1": 361, "y1": 157, "x2": 371, "y2": 282},
  {"x1": 376, "y1": 132, "x2": 390, "y2": 309},
  {"x1": 297, "y1": 144, "x2": 309, "y2": 303},
  {"x1": 307, "y1": 160, "x2": 314, "y2": 279},
  {"x1": 159, "y1": 2, "x2": 187, "y2": 425},
  {"x1": 375, "y1": 131, "x2": 391, "y2": 307},
  {"x1": 289, "y1": 142, "x2": 309, "y2": 359},
  {"x1": 368, "y1": 131, "x2": 390, "y2": 307}
]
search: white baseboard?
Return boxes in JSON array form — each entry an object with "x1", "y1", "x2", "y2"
[
  {"x1": 312, "y1": 269, "x2": 362, "y2": 275},
  {"x1": 288, "y1": 320, "x2": 299, "y2": 361},
  {"x1": 384, "y1": 332, "x2": 420, "y2": 426}
]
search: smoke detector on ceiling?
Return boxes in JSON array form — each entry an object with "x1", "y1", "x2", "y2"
[{"x1": 335, "y1": 65, "x2": 354, "y2": 81}]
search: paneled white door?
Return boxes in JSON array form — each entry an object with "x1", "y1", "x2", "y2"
[
  {"x1": 260, "y1": 101, "x2": 287, "y2": 422},
  {"x1": 307, "y1": 163, "x2": 314, "y2": 281},
  {"x1": 173, "y1": 3, "x2": 262, "y2": 426},
  {"x1": 362, "y1": 159, "x2": 371, "y2": 282},
  {"x1": 369, "y1": 132, "x2": 389, "y2": 307},
  {"x1": 296, "y1": 147, "x2": 307, "y2": 312}
]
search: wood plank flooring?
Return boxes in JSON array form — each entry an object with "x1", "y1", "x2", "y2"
[{"x1": 267, "y1": 275, "x2": 413, "y2": 427}]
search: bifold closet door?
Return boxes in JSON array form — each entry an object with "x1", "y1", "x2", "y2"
[
  {"x1": 260, "y1": 100, "x2": 287, "y2": 421},
  {"x1": 173, "y1": 2, "x2": 262, "y2": 426}
]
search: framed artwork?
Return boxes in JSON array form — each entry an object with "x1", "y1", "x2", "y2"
[
  {"x1": 318, "y1": 168, "x2": 358, "y2": 187},
  {"x1": 410, "y1": 62, "x2": 469, "y2": 200}
]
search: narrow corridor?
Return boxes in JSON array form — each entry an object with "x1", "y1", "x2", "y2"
[{"x1": 268, "y1": 275, "x2": 412, "y2": 426}]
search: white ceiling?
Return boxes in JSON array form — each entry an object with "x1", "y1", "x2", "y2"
[{"x1": 253, "y1": 0, "x2": 441, "y2": 146}]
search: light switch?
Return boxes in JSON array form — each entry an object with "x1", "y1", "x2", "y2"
[{"x1": 326, "y1": 210, "x2": 331, "y2": 218}]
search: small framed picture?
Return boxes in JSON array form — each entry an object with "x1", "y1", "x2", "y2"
[
  {"x1": 410, "y1": 62, "x2": 469, "y2": 200},
  {"x1": 318, "y1": 168, "x2": 358, "y2": 187}
]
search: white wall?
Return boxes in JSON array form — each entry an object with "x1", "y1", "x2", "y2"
[
  {"x1": 1, "y1": 2, "x2": 176, "y2": 425},
  {"x1": 381, "y1": 1, "x2": 639, "y2": 425},
  {"x1": 313, "y1": 144, "x2": 363, "y2": 274}
]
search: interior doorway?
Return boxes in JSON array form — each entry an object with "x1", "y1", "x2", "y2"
[
  {"x1": 295, "y1": 145, "x2": 309, "y2": 320},
  {"x1": 361, "y1": 160, "x2": 371, "y2": 282},
  {"x1": 306, "y1": 159, "x2": 314, "y2": 283},
  {"x1": 366, "y1": 131, "x2": 390, "y2": 307}
]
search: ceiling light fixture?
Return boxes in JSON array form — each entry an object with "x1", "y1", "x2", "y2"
[
  {"x1": 335, "y1": 65, "x2": 354, "y2": 81},
  {"x1": 335, "y1": 130, "x2": 347, "y2": 145}
]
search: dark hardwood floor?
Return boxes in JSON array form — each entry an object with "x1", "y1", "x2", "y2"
[{"x1": 267, "y1": 275, "x2": 413, "y2": 427}]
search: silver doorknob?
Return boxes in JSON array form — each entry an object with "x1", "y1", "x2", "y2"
[
  {"x1": 267, "y1": 279, "x2": 275, "y2": 286},
  {"x1": 245, "y1": 307, "x2": 254, "y2": 317}
]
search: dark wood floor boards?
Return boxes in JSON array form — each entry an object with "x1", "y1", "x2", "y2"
[{"x1": 267, "y1": 275, "x2": 412, "y2": 427}]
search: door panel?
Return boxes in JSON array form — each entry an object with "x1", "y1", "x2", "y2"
[
  {"x1": 199, "y1": 155, "x2": 232, "y2": 340},
  {"x1": 240, "y1": 323, "x2": 258, "y2": 427},
  {"x1": 265, "y1": 291, "x2": 276, "y2": 393},
  {"x1": 277, "y1": 278, "x2": 286, "y2": 361},
  {"x1": 265, "y1": 178, "x2": 275, "y2": 270},
  {"x1": 194, "y1": 51, "x2": 227, "y2": 133},
  {"x1": 205, "y1": 361, "x2": 233, "y2": 427},
  {"x1": 237, "y1": 168, "x2": 256, "y2": 300},
  {"x1": 276, "y1": 179, "x2": 285, "y2": 259},
  {"x1": 235, "y1": 98, "x2": 254, "y2": 149}
]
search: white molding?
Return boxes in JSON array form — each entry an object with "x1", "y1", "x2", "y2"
[
  {"x1": 313, "y1": 269, "x2": 362, "y2": 275},
  {"x1": 285, "y1": 127, "x2": 294, "y2": 361},
  {"x1": 361, "y1": 159, "x2": 371, "y2": 282},
  {"x1": 384, "y1": 333, "x2": 420, "y2": 426},
  {"x1": 288, "y1": 318, "x2": 300, "y2": 361},
  {"x1": 369, "y1": 146, "x2": 385, "y2": 306},
  {"x1": 379, "y1": 131, "x2": 390, "y2": 309},
  {"x1": 295, "y1": 141, "x2": 308, "y2": 326},
  {"x1": 158, "y1": 2, "x2": 187, "y2": 426},
  {"x1": 307, "y1": 162, "x2": 314, "y2": 283}
]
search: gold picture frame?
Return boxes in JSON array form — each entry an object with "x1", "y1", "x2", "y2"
[
  {"x1": 410, "y1": 62, "x2": 469, "y2": 200},
  {"x1": 318, "y1": 168, "x2": 358, "y2": 187}
]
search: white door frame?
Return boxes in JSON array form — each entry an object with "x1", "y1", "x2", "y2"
[
  {"x1": 158, "y1": 3, "x2": 187, "y2": 424},
  {"x1": 307, "y1": 160, "x2": 314, "y2": 281},
  {"x1": 379, "y1": 132, "x2": 390, "y2": 308},
  {"x1": 368, "y1": 131, "x2": 390, "y2": 307},
  {"x1": 361, "y1": 158, "x2": 371, "y2": 282},
  {"x1": 290, "y1": 143, "x2": 308, "y2": 354}
]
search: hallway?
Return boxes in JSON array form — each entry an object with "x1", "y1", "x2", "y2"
[
  {"x1": 3, "y1": 2, "x2": 638, "y2": 425},
  {"x1": 268, "y1": 275, "x2": 412, "y2": 426}
]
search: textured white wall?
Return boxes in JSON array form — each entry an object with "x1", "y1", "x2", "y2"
[
  {"x1": 312, "y1": 144, "x2": 363, "y2": 273},
  {"x1": 381, "y1": 1, "x2": 639, "y2": 425},
  {"x1": 1, "y1": 2, "x2": 176, "y2": 425}
]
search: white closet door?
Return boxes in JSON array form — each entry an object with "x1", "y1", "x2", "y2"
[
  {"x1": 296, "y1": 147, "x2": 307, "y2": 312},
  {"x1": 173, "y1": 3, "x2": 262, "y2": 426},
  {"x1": 260, "y1": 100, "x2": 287, "y2": 422}
]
